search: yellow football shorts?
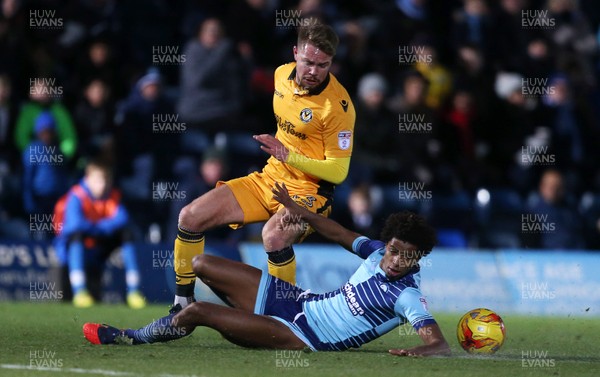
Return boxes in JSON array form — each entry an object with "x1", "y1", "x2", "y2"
[{"x1": 216, "y1": 171, "x2": 332, "y2": 241}]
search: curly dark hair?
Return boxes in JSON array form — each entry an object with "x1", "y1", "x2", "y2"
[{"x1": 379, "y1": 211, "x2": 437, "y2": 257}]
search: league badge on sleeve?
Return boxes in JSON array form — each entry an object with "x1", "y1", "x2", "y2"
[{"x1": 338, "y1": 130, "x2": 352, "y2": 150}]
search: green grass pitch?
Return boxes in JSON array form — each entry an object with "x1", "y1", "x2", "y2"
[{"x1": 1, "y1": 302, "x2": 599, "y2": 377}]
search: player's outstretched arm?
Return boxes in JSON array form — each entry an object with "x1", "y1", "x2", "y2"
[
  {"x1": 272, "y1": 182, "x2": 359, "y2": 251},
  {"x1": 389, "y1": 323, "x2": 451, "y2": 357},
  {"x1": 254, "y1": 134, "x2": 350, "y2": 185}
]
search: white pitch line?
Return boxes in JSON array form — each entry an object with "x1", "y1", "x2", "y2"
[
  {"x1": 0, "y1": 364, "x2": 202, "y2": 377},
  {"x1": 0, "y1": 364, "x2": 135, "y2": 376}
]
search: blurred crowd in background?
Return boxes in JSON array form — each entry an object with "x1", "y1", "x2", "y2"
[{"x1": 1, "y1": 0, "x2": 600, "y2": 250}]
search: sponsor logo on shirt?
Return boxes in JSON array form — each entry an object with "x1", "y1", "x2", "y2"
[
  {"x1": 343, "y1": 283, "x2": 365, "y2": 316},
  {"x1": 275, "y1": 114, "x2": 307, "y2": 140}
]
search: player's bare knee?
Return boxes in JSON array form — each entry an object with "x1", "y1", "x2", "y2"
[
  {"x1": 180, "y1": 199, "x2": 214, "y2": 230},
  {"x1": 174, "y1": 302, "x2": 203, "y2": 325},
  {"x1": 192, "y1": 254, "x2": 210, "y2": 277},
  {"x1": 263, "y1": 221, "x2": 302, "y2": 252},
  {"x1": 182, "y1": 302, "x2": 213, "y2": 324},
  {"x1": 178, "y1": 204, "x2": 197, "y2": 230},
  {"x1": 262, "y1": 225, "x2": 287, "y2": 251}
]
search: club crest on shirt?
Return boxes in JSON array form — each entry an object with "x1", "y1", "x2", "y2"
[
  {"x1": 300, "y1": 108, "x2": 313, "y2": 123},
  {"x1": 338, "y1": 130, "x2": 352, "y2": 150}
]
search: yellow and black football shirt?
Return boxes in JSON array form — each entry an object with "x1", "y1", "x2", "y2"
[{"x1": 263, "y1": 62, "x2": 355, "y2": 196}]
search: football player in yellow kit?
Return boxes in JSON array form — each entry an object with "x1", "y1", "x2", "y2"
[{"x1": 172, "y1": 23, "x2": 355, "y2": 309}]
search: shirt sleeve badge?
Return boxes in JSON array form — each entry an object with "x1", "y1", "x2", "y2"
[{"x1": 338, "y1": 130, "x2": 352, "y2": 150}]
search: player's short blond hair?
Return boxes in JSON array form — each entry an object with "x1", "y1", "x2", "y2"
[{"x1": 297, "y1": 23, "x2": 339, "y2": 57}]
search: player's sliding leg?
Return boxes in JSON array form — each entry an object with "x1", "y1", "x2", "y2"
[
  {"x1": 261, "y1": 208, "x2": 308, "y2": 285},
  {"x1": 83, "y1": 304, "x2": 190, "y2": 345},
  {"x1": 192, "y1": 254, "x2": 261, "y2": 311},
  {"x1": 173, "y1": 185, "x2": 244, "y2": 308},
  {"x1": 173, "y1": 301, "x2": 306, "y2": 349},
  {"x1": 84, "y1": 256, "x2": 296, "y2": 348},
  {"x1": 84, "y1": 302, "x2": 305, "y2": 349}
]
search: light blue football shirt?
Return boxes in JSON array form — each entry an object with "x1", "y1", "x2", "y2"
[{"x1": 302, "y1": 236, "x2": 436, "y2": 350}]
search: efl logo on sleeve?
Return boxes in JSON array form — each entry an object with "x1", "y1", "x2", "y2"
[{"x1": 337, "y1": 130, "x2": 352, "y2": 150}]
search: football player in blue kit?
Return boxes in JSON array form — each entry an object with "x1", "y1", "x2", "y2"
[{"x1": 83, "y1": 182, "x2": 450, "y2": 357}]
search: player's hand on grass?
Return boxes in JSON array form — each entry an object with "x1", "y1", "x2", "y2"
[
  {"x1": 254, "y1": 134, "x2": 289, "y2": 162},
  {"x1": 389, "y1": 337, "x2": 451, "y2": 357},
  {"x1": 388, "y1": 349, "x2": 423, "y2": 357}
]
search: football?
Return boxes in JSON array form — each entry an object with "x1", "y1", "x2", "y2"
[{"x1": 457, "y1": 308, "x2": 506, "y2": 354}]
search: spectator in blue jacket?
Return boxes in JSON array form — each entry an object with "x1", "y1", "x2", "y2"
[
  {"x1": 22, "y1": 112, "x2": 70, "y2": 217},
  {"x1": 54, "y1": 160, "x2": 145, "y2": 308}
]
